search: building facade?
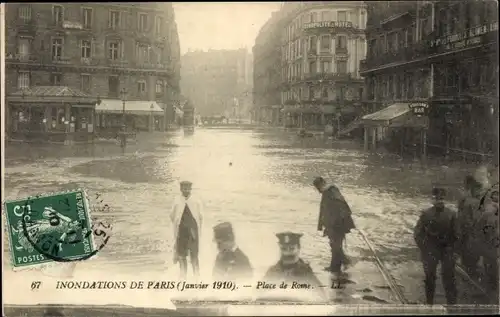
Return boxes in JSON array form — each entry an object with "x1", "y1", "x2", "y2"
[
  {"x1": 180, "y1": 49, "x2": 253, "y2": 119},
  {"x1": 279, "y1": 1, "x2": 368, "y2": 131},
  {"x1": 5, "y1": 3, "x2": 180, "y2": 142},
  {"x1": 360, "y1": 1, "x2": 498, "y2": 161},
  {"x1": 252, "y1": 10, "x2": 283, "y2": 125}
]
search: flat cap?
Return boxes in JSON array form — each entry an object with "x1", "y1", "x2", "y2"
[
  {"x1": 276, "y1": 231, "x2": 303, "y2": 246},
  {"x1": 180, "y1": 180, "x2": 192, "y2": 187},
  {"x1": 213, "y1": 222, "x2": 234, "y2": 241}
]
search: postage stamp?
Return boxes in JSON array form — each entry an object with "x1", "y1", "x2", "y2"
[{"x1": 4, "y1": 189, "x2": 97, "y2": 269}]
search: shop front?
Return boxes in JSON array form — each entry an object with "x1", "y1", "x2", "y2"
[
  {"x1": 95, "y1": 99, "x2": 165, "y2": 134},
  {"x1": 7, "y1": 86, "x2": 97, "y2": 144},
  {"x1": 362, "y1": 102, "x2": 429, "y2": 160}
]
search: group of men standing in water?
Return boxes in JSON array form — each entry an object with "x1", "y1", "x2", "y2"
[
  {"x1": 414, "y1": 169, "x2": 499, "y2": 305},
  {"x1": 168, "y1": 177, "x2": 355, "y2": 298}
]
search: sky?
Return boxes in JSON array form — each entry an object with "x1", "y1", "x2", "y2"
[{"x1": 173, "y1": 2, "x2": 282, "y2": 55}]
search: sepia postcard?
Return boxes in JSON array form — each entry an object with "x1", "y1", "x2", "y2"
[{"x1": 2, "y1": 1, "x2": 499, "y2": 316}]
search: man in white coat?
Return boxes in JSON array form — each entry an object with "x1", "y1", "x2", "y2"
[{"x1": 170, "y1": 180, "x2": 203, "y2": 279}]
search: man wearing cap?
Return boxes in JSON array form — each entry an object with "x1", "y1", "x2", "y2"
[
  {"x1": 170, "y1": 180, "x2": 204, "y2": 279},
  {"x1": 212, "y1": 222, "x2": 253, "y2": 282},
  {"x1": 313, "y1": 176, "x2": 355, "y2": 277},
  {"x1": 414, "y1": 187, "x2": 459, "y2": 305},
  {"x1": 263, "y1": 231, "x2": 323, "y2": 298},
  {"x1": 457, "y1": 175, "x2": 483, "y2": 276}
]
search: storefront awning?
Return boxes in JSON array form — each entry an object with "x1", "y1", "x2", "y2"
[
  {"x1": 96, "y1": 99, "x2": 164, "y2": 116},
  {"x1": 7, "y1": 86, "x2": 97, "y2": 106},
  {"x1": 362, "y1": 103, "x2": 413, "y2": 126}
]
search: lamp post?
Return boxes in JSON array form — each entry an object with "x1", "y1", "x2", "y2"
[
  {"x1": 120, "y1": 88, "x2": 127, "y2": 148},
  {"x1": 335, "y1": 104, "x2": 342, "y2": 139}
]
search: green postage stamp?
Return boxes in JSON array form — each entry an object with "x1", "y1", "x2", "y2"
[{"x1": 4, "y1": 189, "x2": 97, "y2": 269}]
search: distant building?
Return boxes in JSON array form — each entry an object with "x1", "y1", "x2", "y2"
[
  {"x1": 180, "y1": 49, "x2": 253, "y2": 118},
  {"x1": 253, "y1": 1, "x2": 368, "y2": 131},
  {"x1": 360, "y1": 1, "x2": 498, "y2": 160},
  {"x1": 252, "y1": 10, "x2": 284, "y2": 125},
  {"x1": 4, "y1": 3, "x2": 180, "y2": 143}
]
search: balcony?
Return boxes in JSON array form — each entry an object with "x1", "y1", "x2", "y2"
[
  {"x1": 80, "y1": 58, "x2": 100, "y2": 67},
  {"x1": 303, "y1": 21, "x2": 356, "y2": 32},
  {"x1": 303, "y1": 72, "x2": 354, "y2": 82},
  {"x1": 107, "y1": 59, "x2": 129, "y2": 68},
  {"x1": 5, "y1": 54, "x2": 38, "y2": 63},
  {"x1": 335, "y1": 47, "x2": 348, "y2": 55},
  {"x1": 134, "y1": 61, "x2": 169, "y2": 70},
  {"x1": 51, "y1": 56, "x2": 72, "y2": 65}
]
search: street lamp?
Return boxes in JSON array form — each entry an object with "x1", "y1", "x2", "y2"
[{"x1": 120, "y1": 88, "x2": 127, "y2": 148}]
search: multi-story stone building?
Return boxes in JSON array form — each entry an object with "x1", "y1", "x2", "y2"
[
  {"x1": 5, "y1": 3, "x2": 180, "y2": 143},
  {"x1": 252, "y1": 10, "x2": 284, "y2": 125},
  {"x1": 181, "y1": 48, "x2": 253, "y2": 119},
  {"x1": 279, "y1": 1, "x2": 367, "y2": 130},
  {"x1": 360, "y1": 1, "x2": 498, "y2": 160}
]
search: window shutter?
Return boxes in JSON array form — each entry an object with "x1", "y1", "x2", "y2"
[{"x1": 121, "y1": 40, "x2": 125, "y2": 59}]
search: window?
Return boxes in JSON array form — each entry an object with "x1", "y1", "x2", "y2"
[
  {"x1": 81, "y1": 40, "x2": 91, "y2": 58},
  {"x1": 309, "y1": 86, "x2": 315, "y2": 100},
  {"x1": 82, "y1": 8, "x2": 92, "y2": 29},
  {"x1": 18, "y1": 38, "x2": 30, "y2": 59},
  {"x1": 369, "y1": 39, "x2": 377, "y2": 57},
  {"x1": 156, "y1": 80, "x2": 163, "y2": 94},
  {"x1": 311, "y1": 12, "x2": 317, "y2": 23},
  {"x1": 136, "y1": 43, "x2": 150, "y2": 63},
  {"x1": 320, "y1": 35, "x2": 330, "y2": 51},
  {"x1": 137, "y1": 81, "x2": 146, "y2": 94},
  {"x1": 81, "y1": 74, "x2": 91, "y2": 93},
  {"x1": 336, "y1": 87, "x2": 345, "y2": 101},
  {"x1": 321, "y1": 87, "x2": 328, "y2": 99},
  {"x1": 139, "y1": 13, "x2": 148, "y2": 32},
  {"x1": 155, "y1": 16, "x2": 163, "y2": 35},
  {"x1": 51, "y1": 38, "x2": 63, "y2": 60},
  {"x1": 309, "y1": 36, "x2": 317, "y2": 52},
  {"x1": 50, "y1": 73, "x2": 62, "y2": 85},
  {"x1": 109, "y1": 10, "x2": 120, "y2": 29},
  {"x1": 338, "y1": 11, "x2": 347, "y2": 22},
  {"x1": 321, "y1": 61, "x2": 330, "y2": 73},
  {"x1": 18, "y1": 72, "x2": 30, "y2": 89},
  {"x1": 336, "y1": 36, "x2": 347, "y2": 49},
  {"x1": 108, "y1": 76, "x2": 119, "y2": 98},
  {"x1": 406, "y1": 25, "x2": 414, "y2": 47},
  {"x1": 309, "y1": 61, "x2": 316, "y2": 74},
  {"x1": 108, "y1": 41, "x2": 121, "y2": 60},
  {"x1": 53, "y1": 5, "x2": 63, "y2": 26},
  {"x1": 321, "y1": 11, "x2": 329, "y2": 21},
  {"x1": 18, "y1": 4, "x2": 31, "y2": 22},
  {"x1": 336, "y1": 60, "x2": 347, "y2": 74}
]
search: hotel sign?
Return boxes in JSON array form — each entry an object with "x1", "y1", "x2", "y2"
[
  {"x1": 430, "y1": 22, "x2": 498, "y2": 50},
  {"x1": 304, "y1": 21, "x2": 353, "y2": 30}
]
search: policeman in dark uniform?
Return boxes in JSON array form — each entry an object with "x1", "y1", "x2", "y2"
[
  {"x1": 212, "y1": 222, "x2": 253, "y2": 282},
  {"x1": 414, "y1": 187, "x2": 458, "y2": 305},
  {"x1": 263, "y1": 232, "x2": 324, "y2": 299}
]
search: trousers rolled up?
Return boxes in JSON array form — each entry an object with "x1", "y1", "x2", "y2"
[{"x1": 328, "y1": 232, "x2": 346, "y2": 274}]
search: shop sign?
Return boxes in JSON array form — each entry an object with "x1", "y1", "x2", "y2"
[
  {"x1": 430, "y1": 22, "x2": 498, "y2": 50},
  {"x1": 409, "y1": 103, "x2": 429, "y2": 117},
  {"x1": 303, "y1": 21, "x2": 353, "y2": 30}
]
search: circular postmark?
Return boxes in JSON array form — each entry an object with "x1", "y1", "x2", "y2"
[{"x1": 20, "y1": 191, "x2": 113, "y2": 262}]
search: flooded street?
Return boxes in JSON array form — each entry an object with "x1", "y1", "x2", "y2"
[{"x1": 3, "y1": 128, "x2": 486, "y2": 305}]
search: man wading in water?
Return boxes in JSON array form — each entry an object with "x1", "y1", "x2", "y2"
[{"x1": 170, "y1": 181, "x2": 203, "y2": 280}]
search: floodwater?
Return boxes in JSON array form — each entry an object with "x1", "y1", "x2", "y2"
[{"x1": 3, "y1": 128, "x2": 492, "y2": 308}]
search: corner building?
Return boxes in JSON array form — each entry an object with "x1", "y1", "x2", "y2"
[
  {"x1": 280, "y1": 2, "x2": 367, "y2": 131},
  {"x1": 5, "y1": 3, "x2": 180, "y2": 143},
  {"x1": 360, "y1": 1, "x2": 498, "y2": 161}
]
